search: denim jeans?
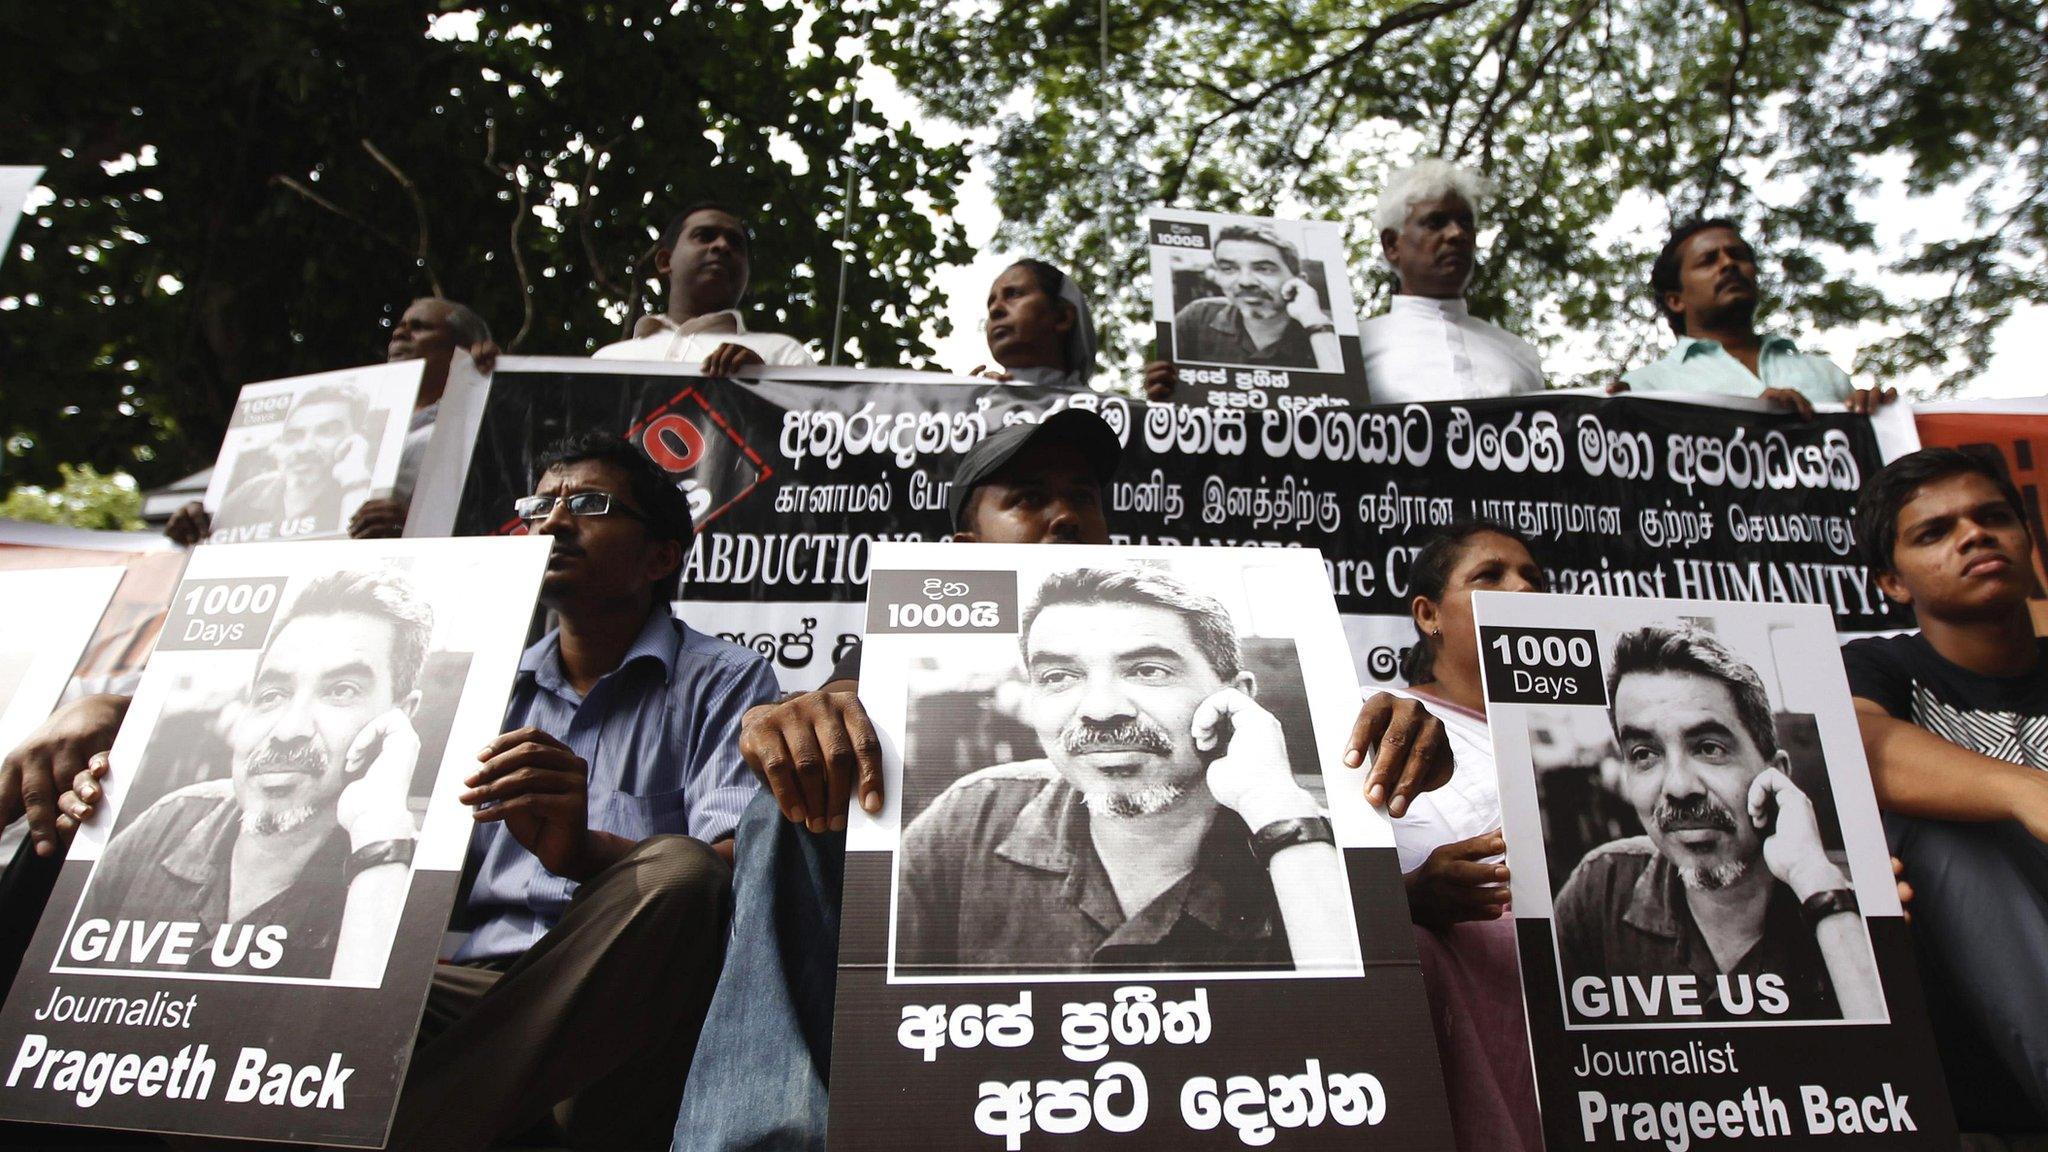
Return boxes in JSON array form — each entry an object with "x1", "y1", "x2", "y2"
[
  {"x1": 674, "y1": 790, "x2": 844, "y2": 1152},
  {"x1": 1886, "y1": 812, "x2": 2048, "y2": 1130}
]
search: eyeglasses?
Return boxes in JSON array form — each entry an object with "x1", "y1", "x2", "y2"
[{"x1": 512, "y1": 491, "x2": 646, "y2": 523}]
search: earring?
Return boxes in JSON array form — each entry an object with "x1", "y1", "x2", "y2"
[{"x1": 1431, "y1": 628, "x2": 1442, "y2": 638}]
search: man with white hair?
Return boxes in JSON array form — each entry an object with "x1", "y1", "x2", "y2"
[{"x1": 1358, "y1": 159, "x2": 1545, "y2": 403}]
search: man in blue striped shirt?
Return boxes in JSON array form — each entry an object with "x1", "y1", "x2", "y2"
[{"x1": 388, "y1": 430, "x2": 779, "y2": 1149}]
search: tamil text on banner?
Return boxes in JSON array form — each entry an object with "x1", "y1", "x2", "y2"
[
  {"x1": 0, "y1": 535, "x2": 550, "y2": 1147},
  {"x1": 1472, "y1": 590, "x2": 1954, "y2": 1149},
  {"x1": 826, "y1": 542, "x2": 1452, "y2": 1149},
  {"x1": 432, "y1": 361, "x2": 1906, "y2": 692}
]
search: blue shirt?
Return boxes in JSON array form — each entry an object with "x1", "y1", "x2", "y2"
[
  {"x1": 456, "y1": 608, "x2": 779, "y2": 961},
  {"x1": 1622, "y1": 334, "x2": 1854, "y2": 403}
]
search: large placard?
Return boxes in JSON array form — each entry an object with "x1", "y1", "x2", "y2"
[
  {"x1": 201, "y1": 361, "x2": 425, "y2": 545},
  {"x1": 428, "y1": 362, "x2": 1905, "y2": 694},
  {"x1": 1145, "y1": 208, "x2": 1367, "y2": 410},
  {"x1": 1472, "y1": 591, "x2": 1955, "y2": 1149},
  {"x1": 0, "y1": 536, "x2": 551, "y2": 1147},
  {"x1": 827, "y1": 542, "x2": 1451, "y2": 1149}
]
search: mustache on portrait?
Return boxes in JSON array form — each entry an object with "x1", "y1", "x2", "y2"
[
  {"x1": 1058, "y1": 717, "x2": 1172, "y2": 757},
  {"x1": 1654, "y1": 793, "x2": 1737, "y2": 834},
  {"x1": 246, "y1": 738, "x2": 327, "y2": 775}
]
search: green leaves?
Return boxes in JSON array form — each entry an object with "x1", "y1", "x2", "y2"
[
  {"x1": 876, "y1": 0, "x2": 2041, "y2": 392},
  {"x1": 1, "y1": 0, "x2": 971, "y2": 491}
]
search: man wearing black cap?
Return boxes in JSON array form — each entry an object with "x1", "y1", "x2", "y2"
[{"x1": 671, "y1": 408, "x2": 1457, "y2": 1151}]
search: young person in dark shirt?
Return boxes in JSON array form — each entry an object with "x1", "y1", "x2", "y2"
[{"x1": 1844, "y1": 446, "x2": 2048, "y2": 1126}]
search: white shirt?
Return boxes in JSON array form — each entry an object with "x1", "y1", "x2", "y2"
[
  {"x1": 1358, "y1": 295, "x2": 1545, "y2": 403},
  {"x1": 1378, "y1": 687, "x2": 1504, "y2": 874},
  {"x1": 593, "y1": 310, "x2": 816, "y2": 367}
]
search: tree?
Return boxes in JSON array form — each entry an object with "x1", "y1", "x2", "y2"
[
  {"x1": 0, "y1": 464, "x2": 143, "y2": 531},
  {"x1": 0, "y1": 1, "x2": 971, "y2": 492},
  {"x1": 872, "y1": 0, "x2": 2040, "y2": 391}
]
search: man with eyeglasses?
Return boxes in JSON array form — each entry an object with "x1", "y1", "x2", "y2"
[{"x1": 8, "y1": 430, "x2": 776, "y2": 1150}]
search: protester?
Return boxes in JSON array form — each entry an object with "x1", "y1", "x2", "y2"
[
  {"x1": 595, "y1": 202, "x2": 816, "y2": 372},
  {"x1": 1845, "y1": 447, "x2": 2048, "y2": 1127},
  {"x1": 1388, "y1": 518, "x2": 1543, "y2": 1152},
  {"x1": 25, "y1": 432, "x2": 779, "y2": 1150},
  {"x1": 1620, "y1": 219, "x2": 1893, "y2": 415},
  {"x1": 164, "y1": 296, "x2": 495, "y2": 545},
  {"x1": 1556, "y1": 624, "x2": 1887, "y2": 1021},
  {"x1": 671, "y1": 408, "x2": 1458, "y2": 1150},
  {"x1": 1359, "y1": 160, "x2": 1546, "y2": 403},
  {"x1": 968, "y1": 258, "x2": 1096, "y2": 389}
]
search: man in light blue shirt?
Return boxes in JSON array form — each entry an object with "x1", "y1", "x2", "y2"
[
  {"x1": 1622, "y1": 218, "x2": 1893, "y2": 416},
  {"x1": 389, "y1": 430, "x2": 779, "y2": 1150}
]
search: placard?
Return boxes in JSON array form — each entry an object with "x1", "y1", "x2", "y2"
[
  {"x1": 1473, "y1": 591, "x2": 1955, "y2": 1148},
  {"x1": 0, "y1": 535, "x2": 551, "y2": 1147},
  {"x1": 200, "y1": 361, "x2": 425, "y2": 545},
  {"x1": 0, "y1": 567, "x2": 124, "y2": 760},
  {"x1": 1145, "y1": 208, "x2": 1367, "y2": 410},
  {"x1": 826, "y1": 542, "x2": 1452, "y2": 1149}
]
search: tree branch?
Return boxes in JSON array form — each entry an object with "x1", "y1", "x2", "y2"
[
  {"x1": 1707, "y1": 0, "x2": 1755, "y2": 194},
  {"x1": 1158, "y1": 0, "x2": 1488, "y2": 204},
  {"x1": 269, "y1": 175, "x2": 408, "y2": 255},
  {"x1": 360, "y1": 139, "x2": 443, "y2": 299},
  {"x1": 481, "y1": 121, "x2": 536, "y2": 351}
]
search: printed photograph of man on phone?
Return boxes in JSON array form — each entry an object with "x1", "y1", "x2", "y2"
[
  {"x1": 69, "y1": 568, "x2": 431, "y2": 984},
  {"x1": 1170, "y1": 223, "x2": 1344, "y2": 373},
  {"x1": 894, "y1": 563, "x2": 1360, "y2": 978},
  {"x1": 1552, "y1": 624, "x2": 1886, "y2": 1023}
]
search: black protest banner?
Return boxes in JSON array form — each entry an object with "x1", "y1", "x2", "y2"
[{"x1": 451, "y1": 364, "x2": 1897, "y2": 689}]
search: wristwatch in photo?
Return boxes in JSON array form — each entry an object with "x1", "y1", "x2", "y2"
[
  {"x1": 345, "y1": 838, "x2": 417, "y2": 884},
  {"x1": 1250, "y1": 815, "x2": 1335, "y2": 864}
]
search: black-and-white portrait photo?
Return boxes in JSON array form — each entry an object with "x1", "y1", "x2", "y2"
[
  {"x1": 1147, "y1": 210, "x2": 1353, "y2": 373},
  {"x1": 203, "y1": 363, "x2": 423, "y2": 545},
  {"x1": 67, "y1": 566, "x2": 467, "y2": 985},
  {"x1": 892, "y1": 560, "x2": 1361, "y2": 979},
  {"x1": 1533, "y1": 621, "x2": 1889, "y2": 1025}
]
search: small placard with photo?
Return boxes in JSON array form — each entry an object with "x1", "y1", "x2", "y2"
[
  {"x1": 1143, "y1": 207, "x2": 1368, "y2": 411},
  {"x1": 201, "y1": 360, "x2": 426, "y2": 546}
]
